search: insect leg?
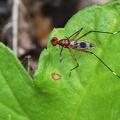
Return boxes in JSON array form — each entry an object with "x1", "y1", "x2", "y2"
[
  {"x1": 78, "y1": 49, "x2": 120, "y2": 78},
  {"x1": 60, "y1": 47, "x2": 63, "y2": 62},
  {"x1": 76, "y1": 30, "x2": 120, "y2": 40},
  {"x1": 68, "y1": 28, "x2": 83, "y2": 40},
  {"x1": 68, "y1": 47, "x2": 79, "y2": 77}
]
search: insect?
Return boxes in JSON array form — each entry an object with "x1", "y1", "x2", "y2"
[{"x1": 50, "y1": 28, "x2": 120, "y2": 78}]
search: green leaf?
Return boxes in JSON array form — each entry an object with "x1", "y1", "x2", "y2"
[
  {"x1": 0, "y1": 43, "x2": 32, "y2": 119},
  {"x1": 34, "y1": 1, "x2": 120, "y2": 120},
  {"x1": 1, "y1": 1, "x2": 120, "y2": 120}
]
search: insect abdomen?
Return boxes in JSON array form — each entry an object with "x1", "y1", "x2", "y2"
[{"x1": 70, "y1": 41, "x2": 95, "y2": 50}]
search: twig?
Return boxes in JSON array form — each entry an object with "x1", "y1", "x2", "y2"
[{"x1": 12, "y1": 0, "x2": 20, "y2": 55}]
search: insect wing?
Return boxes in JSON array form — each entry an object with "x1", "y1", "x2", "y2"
[{"x1": 70, "y1": 41, "x2": 95, "y2": 50}]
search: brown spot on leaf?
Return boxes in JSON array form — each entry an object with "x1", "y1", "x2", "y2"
[{"x1": 51, "y1": 72, "x2": 62, "y2": 80}]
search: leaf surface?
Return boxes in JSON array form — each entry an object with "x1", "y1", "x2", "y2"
[
  {"x1": 0, "y1": 1, "x2": 120, "y2": 120},
  {"x1": 34, "y1": 1, "x2": 120, "y2": 120}
]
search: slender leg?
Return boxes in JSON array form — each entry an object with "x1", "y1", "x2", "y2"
[
  {"x1": 68, "y1": 48, "x2": 79, "y2": 77},
  {"x1": 68, "y1": 28, "x2": 83, "y2": 40},
  {"x1": 76, "y1": 30, "x2": 120, "y2": 40},
  {"x1": 75, "y1": 49, "x2": 120, "y2": 78},
  {"x1": 60, "y1": 47, "x2": 63, "y2": 62}
]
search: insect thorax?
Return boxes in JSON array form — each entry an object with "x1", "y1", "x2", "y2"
[{"x1": 70, "y1": 41, "x2": 95, "y2": 50}]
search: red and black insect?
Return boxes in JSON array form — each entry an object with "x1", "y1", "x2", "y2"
[{"x1": 51, "y1": 28, "x2": 120, "y2": 78}]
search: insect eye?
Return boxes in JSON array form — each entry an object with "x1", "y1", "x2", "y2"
[{"x1": 51, "y1": 37, "x2": 58, "y2": 46}]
